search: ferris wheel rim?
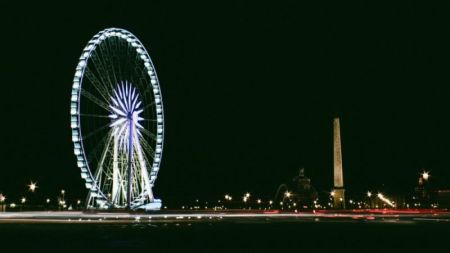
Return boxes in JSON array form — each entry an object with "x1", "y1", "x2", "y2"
[{"x1": 70, "y1": 27, "x2": 165, "y2": 207}]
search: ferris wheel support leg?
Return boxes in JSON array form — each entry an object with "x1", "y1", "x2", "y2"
[
  {"x1": 112, "y1": 134, "x2": 119, "y2": 206},
  {"x1": 133, "y1": 133, "x2": 154, "y2": 202},
  {"x1": 126, "y1": 119, "x2": 133, "y2": 209}
]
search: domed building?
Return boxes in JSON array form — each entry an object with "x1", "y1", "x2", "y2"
[{"x1": 275, "y1": 168, "x2": 318, "y2": 209}]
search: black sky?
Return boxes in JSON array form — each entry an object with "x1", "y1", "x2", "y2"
[{"x1": 1, "y1": 1, "x2": 450, "y2": 204}]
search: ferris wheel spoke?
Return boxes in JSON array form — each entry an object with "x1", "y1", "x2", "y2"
[
  {"x1": 141, "y1": 118, "x2": 157, "y2": 122},
  {"x1": 138, "y1": 136, "x2": 155, "y2": 158},
  {"x1": 90, "y1": 49, "x2": 116, "y2": 92},
  {"x1": 99, "y1": 39, "x2": 120, "y2": 88},
  {"x1": 86, "y1": 131, "x2": 113, "y2": 192},
  {"x1": 81, "y1": 89, "x2": 110, "y2": 112},
  {"x1": 80, "y1": 113, "x2": 109, "y2": 118},
  {"x1": 143, "y1": 101, "x2": 156, "y2": 111},
  {"x1": 139, "y1": 128, "x2": 157, "y2": 142},
  {"x1": 84, "y1": 65, "x2": 112, "y2": 96},
  {"x1": 82, "y1": 123, "x2": 111, "y2": 141}
]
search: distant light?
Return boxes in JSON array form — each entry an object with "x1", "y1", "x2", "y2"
[
  {"x1": 367, "y1": 191, "x2": 372, "y2": 197},
  {"x1": 28, "y1": 181, "x2": 38, "y2": 192},
  {"x1": 269, "y1": 200, "x2": 273, "y2": 205},
  {"x1": 422, "y1": 171, "x2": 430, "y2": 181},
  {"x1": 46, "y1": 198, "x2": 50, "y2": 204},
  {"x1": 61, "y1": 190, "x2": 65, "y2": 195},
  {"x1": 245, "y1": 192, "x2": 250, "y2": 198},
  {"x1": 77, "y1": 200, "x2": 81, "y2": 205},
  {"x1": 330, "y1": 191, "x2": 335, "y2": 197},
  {"x1": 10, "y1": 203, "x2": 16, "y2": 208},
  {"x1": 257, "y1": 199, "x2": 262, "y2": 204},
  {"x1": 21, "y1": 197, "x2": 26, "y2": 204},
  {"x1": 284, "y1": 191, "x2": 292, "y2": 198},
  {"x1": 0, "y1": 194, "x2": 5, "y2": 202},
  {"x1": 377, "y1": 193, "x2": 395, "y2": 207}
]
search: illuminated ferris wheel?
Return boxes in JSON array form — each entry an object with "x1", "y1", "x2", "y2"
[{"x1": 70, "y1": 28, "x2": 164, "y2": 210}]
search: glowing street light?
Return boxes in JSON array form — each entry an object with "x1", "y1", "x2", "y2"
[
  {"x1": 284, "y1": 191, "x2": 292, "y2": 198},
  {"x1": 21, "y1": 197, "x2": 26, "y2": 204},
  {"x1": 0, "y1": 194, "x2": 5, "y2": 203},
  {"x1": 28, "y1": 181, "x2": 38, "y2": 192},
  {"x1": 330, "y1": 191, "x2": 336, "y2": 197},
  {"x1": 46, "y1": 198, "x2": 50, "y2": 204},
  {"x1": 377, "y1": 192, "x2": 395, "y2": 207},
  {"x1": 245, "y1": 192, "x2": 250, "y2": 198},
  {"x1": 257, "y1": 199, "x2": 262, "y2": 204},
  {"x1": 269, "y1": 200, "x2": 273, "y2": 205},
  {"x1": 367, "y1": 191, "x2": 372, "y2": 197},
  {"x1": 421, "y1": 171, "x2": 430, "y2": 181},
  {"x1": 61, "y1": 189, "x2": 66, "y2": 202}
]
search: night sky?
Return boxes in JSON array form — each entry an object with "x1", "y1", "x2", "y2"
[{"x1": 1, "y1": 1, "x2": 450, "y2": 205}]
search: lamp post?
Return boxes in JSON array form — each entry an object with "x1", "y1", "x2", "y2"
[
  {"x1": 28, "y1": 181, "x2": 37, "y2": 193},
  {"x1": 20, "y1": 197, "x2": 26, "y2": 212},
  {"x1": 59, "y1": 190, "x2": 66, "y2": 210},
  {"x1": 367, "y1": 191, "x2": 372, "y2": 208},
  {"x1": 0, "y1": 194, "x2": 5, "y2": 212}
]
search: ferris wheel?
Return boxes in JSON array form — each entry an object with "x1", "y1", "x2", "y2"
[{"x1": 70, "y1": 28, "x2": 164, "y2": 210}]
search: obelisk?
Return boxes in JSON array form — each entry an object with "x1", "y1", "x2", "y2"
[{"x1": 333, "y1": 118, "x2": 345, "y2": 209}]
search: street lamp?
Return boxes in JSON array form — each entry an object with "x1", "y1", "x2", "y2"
[
  {"x1": 366, "y1": 191, "x2": 372, "y2": 208},
  {"x1": 20, "y1": 197, "x2": 26, "y2": 212},
  {"x1": 421, "y1": 171, "x2": 430, "y2": 181},
  {"x1": 28, "y1": 181, "x2": 38, "y2": 192},
  {"x1": 0, "y1": 194, "x2": 5, "y2": 212}
]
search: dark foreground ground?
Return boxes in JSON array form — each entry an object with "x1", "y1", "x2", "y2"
[{"x1": 0, "y1": 211, "x2": 449, "y2": 252}]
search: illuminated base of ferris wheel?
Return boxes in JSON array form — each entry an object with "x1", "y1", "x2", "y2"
[{"x1": 86, "y1": 196, "x2": 162, "y2": 211}]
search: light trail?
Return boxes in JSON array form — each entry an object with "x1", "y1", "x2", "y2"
[{"x1": 0, "y1": 210, "x2": 449, "y2": 224}]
